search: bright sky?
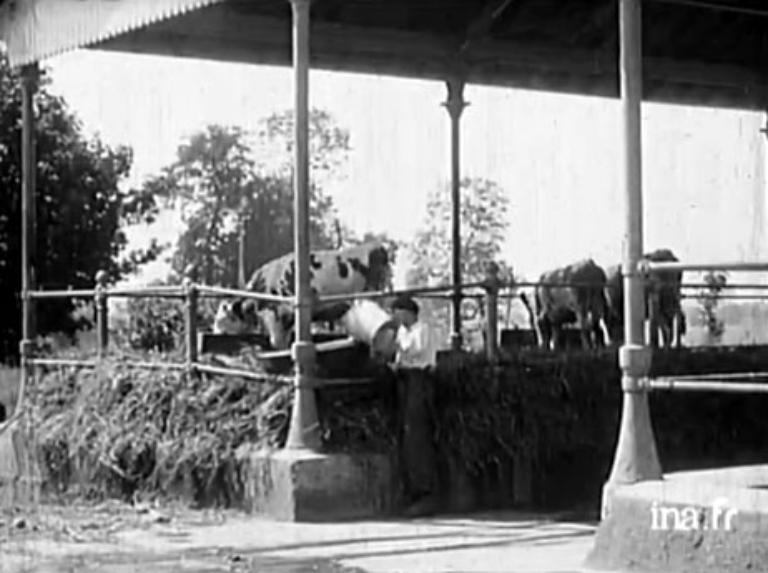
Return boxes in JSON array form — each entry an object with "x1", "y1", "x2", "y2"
[{"x1": 46, "y1": 49, "x2": 768, "y2": 289}]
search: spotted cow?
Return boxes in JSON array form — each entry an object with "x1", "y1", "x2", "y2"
[
  {"x1": 213, "y1": 242, "x2": 394, "y2": 349},
  {"x1": 521, "y1": 258, "x2": 610, "y2": 351},
  {"x1": 604, "y1": 248, "x2": 685, "y2": 348}
]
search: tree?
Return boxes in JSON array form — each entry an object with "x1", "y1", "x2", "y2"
[
  {"x1": 697, "y1": 270, "x2": 727, "y2": 344},
  {"x1": 0, "y1": 54, "x2": 160, "y2": 359},
  {"x1": 409, "y1": 177, "x2": 513, "y2": 287},
  {"x1": 407, "y1": 177, "x2": 514, "y2": 351},
  {"x1": 150, "y1": 109, "x2": 351, "y2": 287}
]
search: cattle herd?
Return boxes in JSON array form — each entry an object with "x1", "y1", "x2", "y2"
[
  {"x1": 521, "y1": 248, "x2": 685, "y2": 351},
  {"x1": 214, "y1": 242, "x2": 685, "y2": 353}
]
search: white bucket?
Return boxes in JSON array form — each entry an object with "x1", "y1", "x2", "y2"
[{"x1": 340, "y1": 300, "x2": 398, "y2": 361}]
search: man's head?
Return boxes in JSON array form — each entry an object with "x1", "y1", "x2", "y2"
[{"x1": 391, "y1": 295, "x2": 419, "y2": 327}]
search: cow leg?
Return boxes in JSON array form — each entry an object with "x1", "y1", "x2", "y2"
[
  {"x1": 596, "y1": 316, "x2": 612, "y2": 347},
  {"x1": 536, "y1": 315, "x2": 552, "y2": 350},
  {"x1": 675, "y1": 310, "x2": 686, "y2": 348},
  {"x1": 553, "y1": 327, "x2": 563, "y2": 351},
  {"x1": 576, "y1": 309, "x2": 591, "y2": 350},
  {"x1": 660, "y1": 318, "x2": 673, "y2": 349},
  {"x1": 593, "y1": 319, "x2": 606, "y2": 348}
]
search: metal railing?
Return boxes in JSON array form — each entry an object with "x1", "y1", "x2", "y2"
[
  {"x1": 639, "y1": 260, "x2": 768, "y2": 395},
  {"x1": 24, "y1": 258, "x2": 768, "y2": 377},
  {"x1": 23, "y1": 263, "x2": 507, "y2": 382},
  {"x1": 26, "y1": 271, "x2": 297, "y2": 384}
]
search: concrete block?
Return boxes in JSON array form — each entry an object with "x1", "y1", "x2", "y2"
[
  {"x1": 237, "y1": 447, "x2": 394, "y2": 521},
  {"x1": 587, "y1": 467, "x2": 768, "y2": 573}
]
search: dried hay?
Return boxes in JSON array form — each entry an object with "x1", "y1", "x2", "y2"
[{"x1": 29, "y1": 346, "x2": 397, "y2": 508}]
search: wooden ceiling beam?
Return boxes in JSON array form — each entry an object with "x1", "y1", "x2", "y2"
[
  {"x1": 459, "y1": 0, "x2": 520, "y2": 54},
  {"x1": 649, "y1": 0, "x2": 768, "y2": 19},
  {"x1": 94, "y1": 8, "x2": 768, "y2": 110},
  {"x1": 569, "y1": 0, "x2": 617, "y2": 46}
]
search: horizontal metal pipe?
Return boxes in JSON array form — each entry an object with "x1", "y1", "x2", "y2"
[
  {"x1": 30, "y1": 358, "x2": 97, "y2": 368},
  {"x1": 195, "y1": 284, "x2": 293, "y2": 303},
  {"x1": 680, "y1": 293, "x2": 768, "y2": 300},
  {"x1": 658, "y1": 371, "x2": 768, "y2": 381},
  {"x1": 27, "y1": 277, "x2": 768, "y2": 305},
  {"x1": 193, "y1": 362, "x2": 293, "y2": 384},
  {"x1": 644, "y1": 261, "x2": 768, "y2": 273},
  {"x1": 119, "y1": 360, "x2": 187, "y2": 371},
  {"x1": 107, "y1": 286, "x2": 185, "y2": 297},
  {"x1": 317, "y1": 377, "x2": 376, "y2": 387},
  {"x1": 317, "y1": 281, "x2": 488, "y2": 304},
  {"x1": 29, "y1": 289, "x2": 96, "y2": 299},
  {"x1": 650, "y1": 379, "x2": 768, "y2": 393},
  {"x1": 680, "y1": 283, "x2": 768, "y2": 290}
]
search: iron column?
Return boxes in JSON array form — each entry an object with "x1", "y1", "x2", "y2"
[
  {"x1": 285, "y1": 0, "x2": 320, "y2": 450},
  {"x1": 607, "y1": 0, "x2": 662, "y2": 488},
  {"x1": 444, "y1": 76, "x2": 468, "y2": 352}
]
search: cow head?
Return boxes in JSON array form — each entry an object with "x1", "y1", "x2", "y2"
[
  {"x1": 213, "y1": 300, "x2": 260, "y2": 334},
  {"x1": 213, "y1": 299, "x2": 292, "y2": 350},
  {"x1": 348, "y1": 244, "x2": 394, "y2": 292}
]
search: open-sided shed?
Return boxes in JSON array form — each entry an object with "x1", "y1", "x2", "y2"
[{"x1": 2, "y1": 0, "x2": 768, "y2": 519}]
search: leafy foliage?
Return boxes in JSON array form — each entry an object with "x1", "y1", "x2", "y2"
[
  {"x1": 408, "y1": 177, "x2": 512, "y2": 287},
  {"x1": 0, "y1": 54, "x2": 160, "y2": 359},
  {"x1": 146, "y1": 109, "x2": 352, "y2": 287},
  {"x1": 697, "y1": 270, "x2": 728, "y2": 344},
  {"x1": 407, "y1": 177, "x2": 515, "y2": 349}
]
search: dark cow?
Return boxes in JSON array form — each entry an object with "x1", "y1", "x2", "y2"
[
  {"x1": 213, "y1": 242, "x2": 394, "y2": 349},
  {"x1": 604, "y1": 248, "x2": 685, "y2": 348},
  {"x1": 521, "y1": 258, "x2": 610, "y2": 351}
]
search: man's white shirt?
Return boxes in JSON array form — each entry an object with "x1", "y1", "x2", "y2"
[{"x1": 395, "y1": 321, "x2": 435, "y2": 368}]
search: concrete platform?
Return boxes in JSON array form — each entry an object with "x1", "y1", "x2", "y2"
[
  {"x1": 236, "y1": 447, "x2": 394, "y2": 522},
  {"x1": 587, "y1": 465, "x2": 768, "y2": 573}
]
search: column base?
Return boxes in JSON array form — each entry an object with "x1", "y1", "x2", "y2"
[{"x1": 236, "y1": 447, "x2": 394, "y2": 522}]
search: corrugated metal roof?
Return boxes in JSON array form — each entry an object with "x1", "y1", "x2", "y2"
[{"x1": 0, "y1": 0, "x2": 225, "y2": 67}]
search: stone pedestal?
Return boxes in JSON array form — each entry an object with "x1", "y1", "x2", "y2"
[
  {"x1": 237, "y1": 447, "x2": 394, "y2": 522},
  {"x1": 586, "y1": 466, "x2": 768, "y2": 573}
]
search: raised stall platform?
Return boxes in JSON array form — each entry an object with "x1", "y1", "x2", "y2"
[{"x1": 587, "y1": 465, "x2": 768, "y2": 573}]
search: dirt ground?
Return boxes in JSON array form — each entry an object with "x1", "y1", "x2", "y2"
[
  {"x1": 0, "y1": 500, "x2": 368, "y2": 573},
  {"x1": 0, "y1": 500, "x2": 598, "y2": 573}
]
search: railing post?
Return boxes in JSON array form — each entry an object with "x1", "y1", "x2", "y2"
[
  {"x1": 483, "y1": 262, "x2": 501, "y2": 363},
  {"x1": 94, "y1": 270, "x2": 109, "y2": 359},
  {"x1": 183, "y1": 265, "x2": 199, "y2": 375},
  {"x1": 17, "y1": 64, "x2": 38, "y2": 420}
]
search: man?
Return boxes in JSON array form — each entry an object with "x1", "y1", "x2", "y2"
[
  {"x1": 392, "y1": 295, "x2": 436, "y2": 369},
  {"x1": 390, "y1": 295, "x2": 438, "y2": 516}
]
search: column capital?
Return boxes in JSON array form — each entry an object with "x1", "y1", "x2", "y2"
[{"x1": 443, "y1": 76, "x2": 469, "y2": 118}]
